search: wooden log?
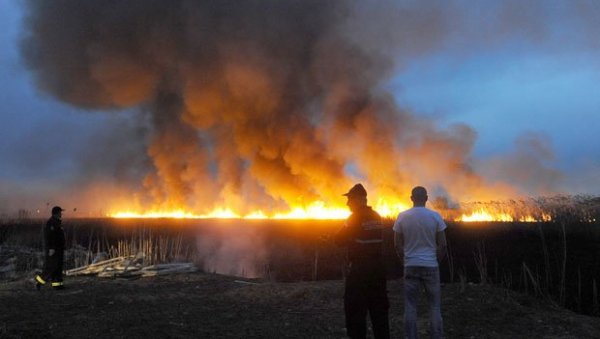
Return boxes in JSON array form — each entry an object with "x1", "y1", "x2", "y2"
[{"x1": 66, "y1": 256, "x2": 135, "y2": 276}]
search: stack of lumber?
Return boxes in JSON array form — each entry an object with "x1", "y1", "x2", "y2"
[{"x1": 66, "y1": 254, "x2": 196, "y2": 278}]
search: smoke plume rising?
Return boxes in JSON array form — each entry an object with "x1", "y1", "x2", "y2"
[
  {"x1": 18, "y1": 0, "x2": 566, "y2": 215},
  {"x1": 195, "y1": 225, "x2": 267, "y2": 278}
]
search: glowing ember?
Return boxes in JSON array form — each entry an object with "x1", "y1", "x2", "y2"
[{"x1": 540, "y1": 213, "x2": 553, "y2": 222}]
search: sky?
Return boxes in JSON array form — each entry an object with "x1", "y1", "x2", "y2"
[{"x1": 1, "y1": 1, "x2": 599, "y2": 216}]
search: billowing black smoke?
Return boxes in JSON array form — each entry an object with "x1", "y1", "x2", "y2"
[{"x1": 19, "y1": 0, "x2": 562, "y2": 215}]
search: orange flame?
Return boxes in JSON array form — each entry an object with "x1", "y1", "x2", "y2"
[
  {"x1": 455, "y1": 209, "x2": 552, "y2": 222},
  {"x1": 110, "y1": 202, "x2": 349, "y2": 220},
  {"x1": 456, "y1": 209, "x2": 513, "y2": 222},
  {"x1": 109, "y1": 200, "x2": 552, "y2": 222},
  {"x1": 109, "y1": 199, "x2": 412, "y2": 220}
]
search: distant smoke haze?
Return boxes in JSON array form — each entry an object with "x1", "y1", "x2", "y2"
[
  {"x1": 477, "y1": 133, "x2": 563, "y2": 195},
  {"x1": 14, "y1": 0, "x2": 587, "y2": 216}
]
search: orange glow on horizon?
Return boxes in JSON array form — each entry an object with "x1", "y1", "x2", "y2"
[
  {"x1": 109, "y1": 200, "x2": 411, "y2": 220},
  {"x1": 109, "y1": 201, "x2": 552, "y2": 222},
  {"x1": 457, "y1": 209, "x2": 513, "y2": 222},
  {"x1": 455, "y1": 209, "x2": 552, "y2": 223}
]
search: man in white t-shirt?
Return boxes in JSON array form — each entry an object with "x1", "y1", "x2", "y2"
[{"x1": 393, "y1": 186, "x2": 447, "y2": 339}]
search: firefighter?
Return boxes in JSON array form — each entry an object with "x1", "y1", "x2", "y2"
[
  {"x1": 35, "y1": 206, "x2": 66, "y2": 290},
  {"x1": 335, "y1": 184, "x2": 390, "y2": 339}
]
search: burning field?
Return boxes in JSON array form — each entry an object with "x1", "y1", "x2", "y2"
[
  {"x1": 2, "y1": 1, "x2": 600, "y2": 336},
  {"x1": 2, "y1": 198, "x2": 600, "y2": 315},
  {"x1": 8, "y1": 0, "x2": 573, "y2": 220}
]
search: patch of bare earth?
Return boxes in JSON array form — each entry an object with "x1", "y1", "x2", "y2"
[{"x1": 1, "y1": 274, "x2": 599, "y2": 338}]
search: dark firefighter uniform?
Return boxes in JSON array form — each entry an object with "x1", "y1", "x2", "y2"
[
  {"x1": 35, "y1": 207, "x2": 66, "y2": 289},
  {"x1": 335, "y1": 200, "x2": 390, "y2": 339}
]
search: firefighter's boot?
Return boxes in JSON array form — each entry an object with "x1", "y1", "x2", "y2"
[
  {"x1": 35, "y1": 275, "x2": 46, "y2": 290},
  {"x1": 52, "y1": 281, "x2": 65, "y2": 290}
]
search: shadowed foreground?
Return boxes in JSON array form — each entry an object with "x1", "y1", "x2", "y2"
[{"x1": 1, "y1": 273, "x2": 599, "y2": 338}]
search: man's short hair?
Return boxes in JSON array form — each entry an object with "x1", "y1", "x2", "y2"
[{"x1": 411, "y1": 186, "x2": 428, "y2": 200}]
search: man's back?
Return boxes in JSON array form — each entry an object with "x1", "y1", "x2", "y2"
[
  {"x1": 394, "y1": 187, "x2": 446, "y2": 339},
  {"x1": 393, "y1": 207, "x2": 446, "y2": 267}
]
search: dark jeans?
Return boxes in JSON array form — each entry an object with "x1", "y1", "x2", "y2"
[
  {"x1": 344, "y1": 261, "x2": 390, "y2": 339},
  {"x1": 404, "y1": 266, "x2": 443, "y2": 339}
]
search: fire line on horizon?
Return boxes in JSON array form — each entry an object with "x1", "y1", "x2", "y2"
[{"x1": 109, "y1": 203, "x2": 552, "y2": 223}]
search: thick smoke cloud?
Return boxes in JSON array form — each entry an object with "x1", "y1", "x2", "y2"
[
  {"x1": 20, "y1": 0, "x2": 564, "y2": 214},
  {"x1": 477, "y1": 134, "x2": 563, "y2": 195}
]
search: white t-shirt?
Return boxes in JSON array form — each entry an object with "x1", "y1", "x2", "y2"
[{"x1": 393, "y1": 207, "x2": 447, "y2": 267}]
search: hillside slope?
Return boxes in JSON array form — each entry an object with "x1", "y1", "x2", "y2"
[{"x1": 1, "y1": 273, "x2": 599, "y2": 338}]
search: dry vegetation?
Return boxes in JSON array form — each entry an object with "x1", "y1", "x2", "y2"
[{"x1": 1, "y1": 200, "x2": 600, "y2": 338}]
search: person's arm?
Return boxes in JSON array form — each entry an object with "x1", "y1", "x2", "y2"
[
  {"x1": 334, "y1": 219, "x2": 354, "y2": 247},
  {"x1": 436, "y1": 230, "x2": 447, "y2": 262},
  {"x1": 394, "y1": 231, "x2": 404, "y2": 264},
  {"x1": 44, "y1": 223, "x2": 55, "y2": 256},
  {"x1": 334, "y1": 226, "x2": 348, "y2": 247},
  {"x1": 392, "y1": 215, "x2": 404, "y2": 264}
]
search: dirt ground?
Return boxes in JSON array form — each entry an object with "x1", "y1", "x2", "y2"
[{"x1": 1, "y1": 273, "x2": 599, "y2": 338}]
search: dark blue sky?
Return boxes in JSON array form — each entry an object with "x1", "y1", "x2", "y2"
[
  {"x1": 1, "y1": 1, "x2": 599, "y2": 215},
  {"x1": 394, "y1": 48, "x2": 600, "y2": 162}
]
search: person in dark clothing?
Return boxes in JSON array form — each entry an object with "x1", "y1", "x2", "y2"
[
  {"x1": 335, "y1": 184, "x2": 390, "y2": 339},
  {"x1": 35, "y1": 206, "x2": 66, "y2": 290}
]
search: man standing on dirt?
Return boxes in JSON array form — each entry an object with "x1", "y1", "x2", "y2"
[
  {"x1": 35, "y1": 206, "x2": 66, "y2": 290},
  {"x1": 393, "y1": 186, "x2": 447, "y2": 339},
  {"x1": 335, "y1": 183, "x2": 390, "y2": 339}
]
